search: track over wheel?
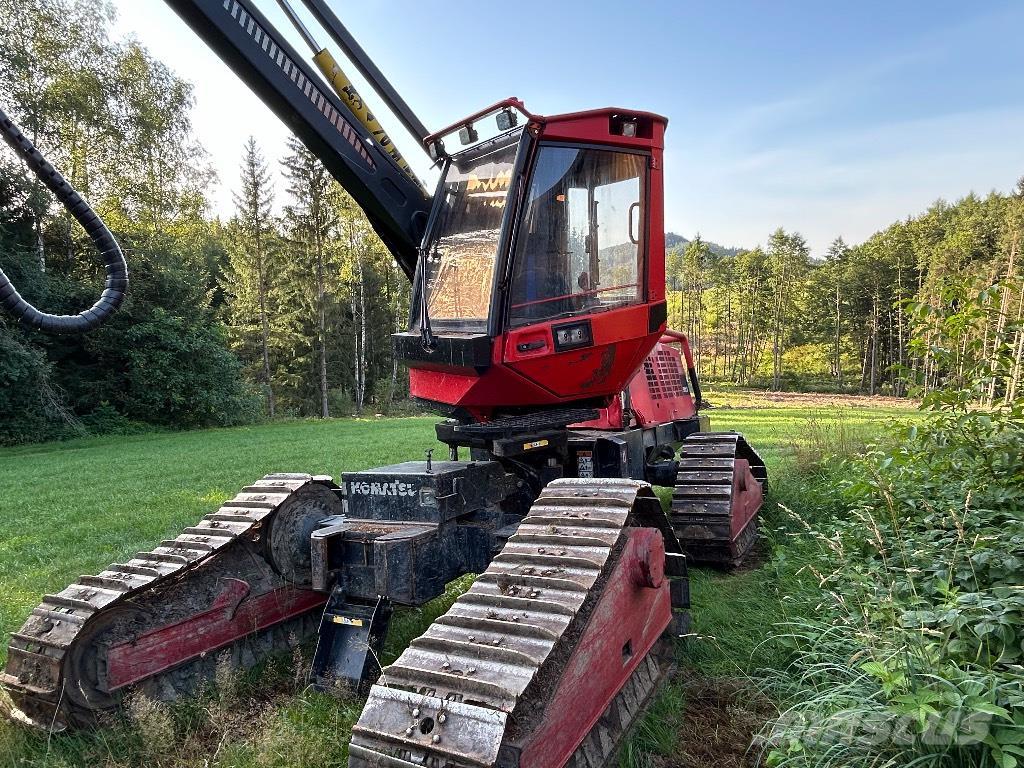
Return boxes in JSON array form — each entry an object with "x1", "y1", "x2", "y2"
[
  {"x1": 2, "y1": 474, "x2": 338, "y2": 730},
  {"x1": 268, "y1": 479, "x2": 341, "y2": 585},
  {"x1": 670, "y1": 432, "x2": 767, "y2": 568},
  {"x1": 62, "y1": 604, "x2": 147, "y2": 725},
  {"x1": 349, "y1": 478, "x2": 685, "y2": 768},
  {"x1": 564, "y1": 645, "x2": 672, "y2": 768}
]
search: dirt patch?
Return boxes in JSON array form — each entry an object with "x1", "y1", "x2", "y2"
[
  {"x1": 709, "y1": 389, "x2": 916, "y2": 409},
  {"x1": 662, "y1": 675, "x2": 776, "y2": 768}
]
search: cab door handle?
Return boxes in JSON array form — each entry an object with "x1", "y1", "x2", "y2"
[{"x1": 517, "y1": 339, "x2": 547, "y2": 352}]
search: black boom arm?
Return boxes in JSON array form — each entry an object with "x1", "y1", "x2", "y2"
[{"x1": 164, "y1": 0, "x2": 429, "y2": 278}]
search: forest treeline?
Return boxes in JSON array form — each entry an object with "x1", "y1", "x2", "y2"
[
  {"x1": 669, "y1": 184, "x2": 1024, "y2": 398},
  {"x1": 0, "y1": 0, "x2": 406, "y2": 445},
  {"x1": 2, "y1": 0, "x2": 1023, "y2": 446}
]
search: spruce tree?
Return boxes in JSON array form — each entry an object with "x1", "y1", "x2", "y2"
[
  {"x1": 280, "y1": 136, "x2": 340, "y2": 418},
  {"x1": 223, "y1": 137, "x2": 279, "y2": 417}
]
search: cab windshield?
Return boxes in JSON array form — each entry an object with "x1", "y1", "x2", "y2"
[{"x1": 420, "y1": 132, "x2": 521, "y2": 328}]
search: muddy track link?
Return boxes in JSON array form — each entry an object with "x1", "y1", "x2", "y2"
[
  {"x1": 2, "y1": 473, "x2": 336, "y2": 730},
  {"x1": 670, "y1": 432, "x2": 767, "y2": 568},
  {"x1": 564, "y1": 647, "x2": 671, "y2": 768},
  {"x1": 349, "y1": 478, "x2": 677, "y2": 768}
]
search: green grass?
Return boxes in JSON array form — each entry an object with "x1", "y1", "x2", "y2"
[
  {"x1": 0, "y1": 404, "x2": 909, "y2": 767},
  {"x1": 0, "y1": 418, "x2": 438, "y2": 657}
]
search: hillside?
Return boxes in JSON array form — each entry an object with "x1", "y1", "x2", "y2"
[{"x1": 666, "y1": 232, "x2": 745, "y2": 258}]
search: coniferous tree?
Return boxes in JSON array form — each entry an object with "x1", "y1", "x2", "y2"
[
  {"x1": 223, "y1": 138, "x2": 280, "y2": 417},
  {"x1": 280, "y1": 136, "x2": 340, "y2": 418},
  {"x1": 824, "y1": 237, "x2": 850, "y2": 387}
]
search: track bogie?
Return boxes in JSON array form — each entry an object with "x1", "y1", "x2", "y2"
[
  {"x1": 350, "y1": 479, "x2": 686, "y2": 768},
  {"x1": 1, "y1": 474, "x2": 337, "y2": 729},
  {"x1": 670, "y1": 432, "x2": 767, "y2": 568}
]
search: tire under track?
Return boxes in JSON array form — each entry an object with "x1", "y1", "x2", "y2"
[
  {"x1": 2, "y1": 473, "x2": 338, "y2": 730},
  {"x1": 5, "y1": 474, "x2": 686, "y2": 765}
]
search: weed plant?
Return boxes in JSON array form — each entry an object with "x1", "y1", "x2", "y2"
[{"x1": 761, "y1": 402, "x2": 1024, "y2": 766}]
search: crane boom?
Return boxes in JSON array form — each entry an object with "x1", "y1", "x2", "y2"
[
  {"x1": 299, "y1": 0, "x2": 430, "y2": 143},
  {"x1": 1, "y1": 7, "x2": 774, "y2": 762},
  {"x1": 164, "y1": 0, "x2": 430, "y2": 277}
]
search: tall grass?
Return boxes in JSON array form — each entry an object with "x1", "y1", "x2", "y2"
[
  {"x1": 788, "y1": 415, "x2": 883, "y2": 471},
  {"x1": 758, "y1": 408, "x2": 1024, "y2": 768},
  {"x1": 619, "y1": 415, "x2": 883, "y2": 768}
]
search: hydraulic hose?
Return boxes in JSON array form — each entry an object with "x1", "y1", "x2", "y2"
[{"x1": 0, "y1": 105, "x2": 127, "y2": 334}]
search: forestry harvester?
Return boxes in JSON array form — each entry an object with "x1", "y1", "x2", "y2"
[{"x1": 0, "y1": 1, "x2": 766, "y2": 764}]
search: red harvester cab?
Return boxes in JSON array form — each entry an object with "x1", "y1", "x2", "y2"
[{"x1": 394, "y1": 99, "x2": 668, "y2": 421}]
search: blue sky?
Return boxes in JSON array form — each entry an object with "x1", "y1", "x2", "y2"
[{"x1": 113, "y1": 1, "x2": 1024, "y2": 256}]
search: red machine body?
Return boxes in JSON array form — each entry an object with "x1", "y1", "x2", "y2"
[
  {"x1": 519, "y1": 526, "x2": 672, "y2": 766},
  {"x1": 397, "y1": 101, "x2": 669, "y2": 421},
  {"x1": 0, "y1": 0, "x2": 770, "y2": 750},
  {"x1": 577, "y1": 334, "x2": 698, "y2": 431}
]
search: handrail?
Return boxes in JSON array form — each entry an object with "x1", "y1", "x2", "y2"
[
  {"x1": 659, "y1": 329, "x2": 704, "y2": 409},
  {"x1": 423, "y1": 98, "x2": 541, "y2": 150}
]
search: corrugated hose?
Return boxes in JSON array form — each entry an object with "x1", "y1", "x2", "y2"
[{"x1": 0, "y1": 105, "x2": 127, "y2": 333}]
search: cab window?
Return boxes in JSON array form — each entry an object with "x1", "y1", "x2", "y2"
[
  {"x1": 420, "y1": 134, "x2": 520, "y2": 327},
  {"x1": 508, "y1": 145, "x2": 646, "y2": 327}
]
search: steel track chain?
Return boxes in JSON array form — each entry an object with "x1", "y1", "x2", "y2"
[
  {"x1": 564, "y1": 646, "x2": 671, "y2": 768},
  {"x1": 670, "y1": 432, "x2": 767, "y2": 567},
  {"x1": 349, "y1": 477, "x2": 667, "y2": 768},
  {"x1": 1, "y1": 473, "x2": 323, "y2": 730}
]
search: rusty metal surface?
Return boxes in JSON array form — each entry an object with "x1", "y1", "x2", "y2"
[
  {"x1": 348, "y1": 477, "x2": 669, "y2": 768},
  {"x1": 671, "y1": 432, "x2": 767, "y2": 567},
  {"x1": 1, "y1": 473, "x2": 329, "y2": 730}
]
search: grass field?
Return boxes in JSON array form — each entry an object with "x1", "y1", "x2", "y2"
[{"x1": 0, "y1": 396, "x2": 915, "y2": 767}]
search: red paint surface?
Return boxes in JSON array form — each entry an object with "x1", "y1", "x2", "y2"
[
  {"x1": 422, "y1": 98, "x2": 542, "y2": 148},
  {"x1": 730, "y1": 459, "x2": 763, "y2": 539},
  {"x1": 520, "y1": 527, "x2": 673, "y2": 767},
  {"x1": 503, "y1": 305, "x2": 660, "y2": 400},
  {"x1": 574, "y1": 335, "x2": 697, "y2": 430},
  {"x1": 105, "y1": 581, "x2": 326, "y2": 691},
  {"x1": 625, "y1": 342, "x2": 696, "y2": 428}
]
